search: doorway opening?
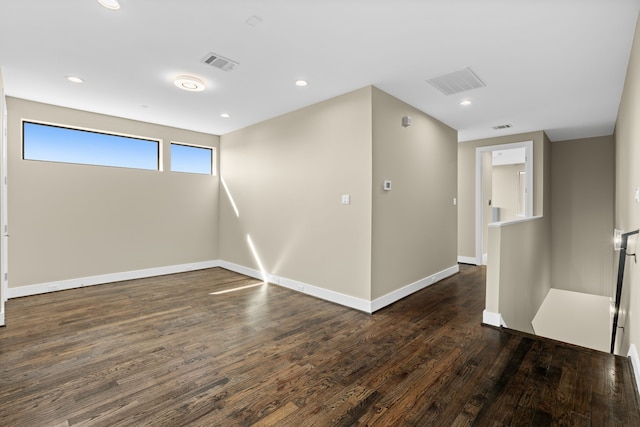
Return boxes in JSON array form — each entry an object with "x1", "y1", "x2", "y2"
[{"x1": 475, "y1": 141, "x2": 533, "y2": 265}]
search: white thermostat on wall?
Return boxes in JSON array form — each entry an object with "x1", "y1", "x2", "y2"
[{"x1": 383, "y1": 180, "x2": 392, "y2": 191}]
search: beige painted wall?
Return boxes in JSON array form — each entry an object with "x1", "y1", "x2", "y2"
[
  {"x1": 458, "y1": 131, "x2": 547, "y2": 259},
  {"x1": 219, "y1": 87, "x2": 373, "y2": 300},
  {"x1": 7, "y1": 98, "x2": 219, "y2": 288},
  {"x1": 551, "y1": 136, "x2": 614, "y2": 296},
  {"x1": 488, "y1": 216, "x2": 551, "y2": 334},
  {"x1": 370, "y1": 87, "x2": 457, "y2": 299},
  {"x1": 482, "y1": 152, "x2": 492, "y2": 255},
  {"x1": 492, "y1": 163, "x2": 525, "y2": 222},
  {"x1": 615, "y1": 13, "x2": 640, "y2": 355},
  {"x1": 485, "y1": 134, "x2": 552, "y2": 334}
]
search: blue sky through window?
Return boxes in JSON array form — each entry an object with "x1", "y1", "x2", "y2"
[
  {"x1": 23, "y1": 121, "x2": 159, "y2": 170},
  {"x1": 171, "y1": 143, "x2": 212, "y2": 175}
]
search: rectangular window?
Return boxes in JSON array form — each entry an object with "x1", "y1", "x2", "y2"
[
  {"x1": 170, "y1": 143, "x2": 213, "y2": 175},
  {"x1": 23, "y1": 121, "x2": 159, "y2": 171}
]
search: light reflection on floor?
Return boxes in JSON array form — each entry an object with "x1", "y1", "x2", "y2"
[{"x1": 209, "y1": 282, "x2": 265, "y2": 295}]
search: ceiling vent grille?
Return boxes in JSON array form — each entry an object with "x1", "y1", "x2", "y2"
[
  {"x1": 201, "y1": 52, "x2": 238, "y2": 72},
  {"x1": 492, "y1": 124, "x2": 513, "y2": 130},
  {"x1": 426, "y1": 67, "x2": 485, "y2": 95}
]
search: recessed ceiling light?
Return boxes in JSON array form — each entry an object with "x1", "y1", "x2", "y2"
[
  {"x1": 98, "y1": 0, "x2": 120, "y2": 10},
  {"x1": 460, "y1": 99, "x2": 472, "y2": 106},
  {"x1": 66, "y1": 76, "x2": 84, "y2": 84},
  {"x1": 220, "y1": 113, "x2": 230, "y2": 118},
  {"x1": 174, "y1": 75, "x2": 205, "y2": 92},
  {"x1": 295, "y1": 80, "x2": 308, "y2": 87}
]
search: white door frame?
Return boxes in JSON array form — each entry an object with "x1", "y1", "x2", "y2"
[
  {"x1": 1, "y1": 89, "x2": 6, "y2": 325},
  {"x1": 475, "y1": 140, "x2": 533, "y2": 265}
]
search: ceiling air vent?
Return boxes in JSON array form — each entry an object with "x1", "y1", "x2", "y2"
[
  {"x1": 201, "y1": 52, "x2": 238, "y2": 72},
  {"x1": 492, "y1": 124, "x2": 513, "y2": 130},
  {"x1": 426, "y1": 67, "x2": 486, "y2": 96}
]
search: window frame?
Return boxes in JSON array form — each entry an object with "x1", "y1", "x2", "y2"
[
  {"x1": 22, "y1": 119, "x2": 162, "y2": 171},
  {"x1": 170, "y1": 141, "x2": 216, "y2": 176}
]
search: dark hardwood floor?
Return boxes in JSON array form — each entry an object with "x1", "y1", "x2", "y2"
[{"x1": 1, "y1": 264, "x2": 638, "y2": 426}]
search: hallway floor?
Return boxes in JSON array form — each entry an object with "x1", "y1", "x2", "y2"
[{"x1": 1, "y1": 264, "x2": 639, "y2": 425}]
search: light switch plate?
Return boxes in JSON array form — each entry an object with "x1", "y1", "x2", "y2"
[{"x1": 342, "y1": 194, "x2": 350, "y2": 205}]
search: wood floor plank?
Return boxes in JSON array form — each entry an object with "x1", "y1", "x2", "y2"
[{"x1": 1, "y1": 265, "x2": 639, "y2": 426}]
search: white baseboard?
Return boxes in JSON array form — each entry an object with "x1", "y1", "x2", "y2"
[
  {"x1": 7, "y1": 260, "x2": 221, "y2": 299},
  {"x1": 7, "y1": 259, "x2": 461, "y2": 315},
  {"x1": 628, "y1": 344, "x2": 640, "y2": 394},
  {"x1": 483, "y1": 310, "x2": 506, "y2": 328},
  {"x1": 277, "y1": 275, "x2": 372, "y2": 313},
  {"x1": 221, "y1": 261, "x2": 459, "y2": 314},
  {"x1": 0, "y1": 310, "x2": 4, "y2": 326},
  {"x1": 219, "y1": 260, "x2": 372, "y2": 313},
  {"x1": 457, "y1": 256, "x2": 478, "y2": 265},
  {"x1": 371, "y1": 264, "x2": 459, "y2": 313},
  {"x1": 218, "y1": 260, "x2": 267, "y2": 282}
]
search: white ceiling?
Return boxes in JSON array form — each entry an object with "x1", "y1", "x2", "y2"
[{"x1": 1, "y1": 0, "x2": 638, "y2": 142}]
